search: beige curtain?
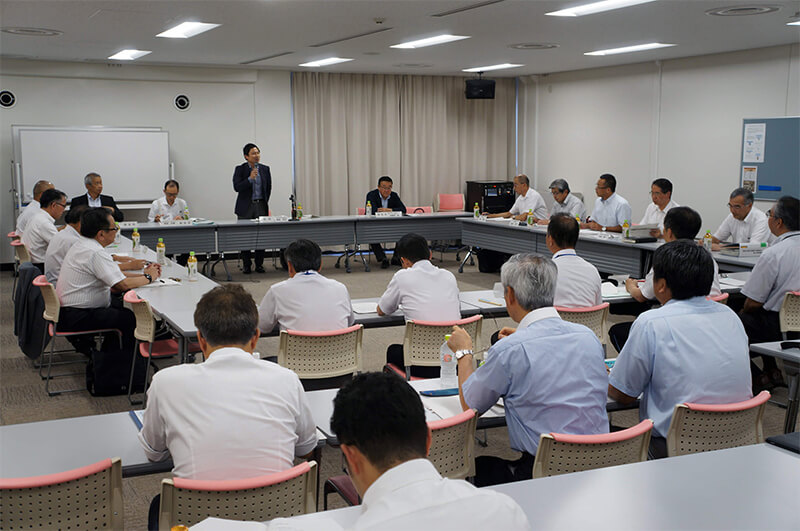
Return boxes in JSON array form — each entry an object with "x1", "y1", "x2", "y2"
[{"x1": 292, "y1": 72, "x2": 515, "y2": 215}]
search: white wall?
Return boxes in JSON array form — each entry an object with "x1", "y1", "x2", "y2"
[
  {"x1": 0, "y1": 59, "x2": 293, "y2": 263},
  {"x1": 521, "y1": 44, "x2": 800, "y2": 232}
]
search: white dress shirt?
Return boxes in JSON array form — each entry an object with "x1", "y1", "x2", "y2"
[
  {"x1": 590, "y1": 193, "x2": 632, "y2": 228},
  {"x1": 377, "y1": 260, "x2": 460, "y2": 321},
  {"x1": 21, "y1": 208, "x2": 57, "y2": 263},
  {"x1": 15, "y1": 200, "x2": 40, "y2": 234},
  {"x1": 639, "y1": 199, "x2": 679, "y2": 230},
  {"x1": 258, "y1": 270, "x2": 355, "y2": 332},
  {"x1": 552, "y1": 249, "x2": 603, "y2": 308},
  {"x1": 509, "y1": 188, "x2": 548, "y2": 219},
  {"x1": 714, "y1": 207, "x2": 769, "y2": 244},
  {"x1": 551, "y1": 193, "x2": 586, "y2": 221},
  {"x1": 56, "y1": 238, "x2": 125, "y2": 309},
  {"x1": 741, "y1": 231, "x2": 800, "y2": 312},
  {"x1": 639, "y1": 257, "x2": 722, "y2": 300},
  {"x1": 147, "y1": 196, "x2": 188, "y2": 222},
  {"x1": 86, "y1": 193, "x2": 102, "y2": 208},
  {"x1": 44, "y1": 225, "x2": 83, "y2": 283},
  {"x1": 138, "y1": 348, "x2": 317, "y2": 480}
]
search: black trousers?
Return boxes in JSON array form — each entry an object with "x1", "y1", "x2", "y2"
[
  {"x1": 369, "y1": 243, "x2": 400, "y2": 264},
  {"x1": 474, "y1": 452, "x2": 535, "y2": 487},
  {"x1": 740, "y1": 308, "x2": 791, "y2": 375},
  {"x1": 238, "y1": 199, "x2": 268, "y2": 268},
  {"x1": 386, "y1": 344, "x2": 440, "y2": 378},
  {"x1": 58, "y1": 301, "x2": 136, "y2": 355},
  {"x1": 148, "y1": 494, "x2": 160, "y2": 531}
]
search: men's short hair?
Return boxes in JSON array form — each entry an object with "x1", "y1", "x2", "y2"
[
  {"x1": 32, "y1": 180, "x2": 53, "y2": 199},
  {"x1": 194, "y1": 284, "x2": 258, "y2": 347},
  {"x1": 84, "y1": 172, "x2": 100, "y2": 186},
  {"x1": 547, "y1": 213, "x2": 579, "y2": 248},
  {"x1": 80, "y1": 207, "x2": 114, "y2": 238},
  {"x1": 515, "y1": 174, "x2": 530, "y2": 186},
  {"x1": 394, "y1": 233, "x2": 429, "y2": 263},
  {"x1": 652, "y1": 178, "x2": 672, "y2": 195},
  {"x1": 663, "y1": 206, "x2": 702, "y2": 239},
  {"x1": 39, "y1": 189, "x2": 66, "y2": 208},
  {"x1": 378, "y1": 176, "x2": 393, "y2": 186},
  {"x1": 773, "y1": 195, "x2": 800, "y2": 232},
  {"x1": 549, "y1": 179, "x2": 570, "y2": 193},
  {"x1": 652, "y1": 240, "x2": 713, "y2": 300},
  {"x1": 331, "y1": 372, "x2": 428, "y2": 471},
  {"x1": 164, "y1": 179, "x2": 180, "y2": 191},
  {"x1": 285, "y1": 239, "x2": 321, "y2": 272},
  {"x1": 500, "y1": 253, "x2": 557, "y2": 311},
  {"x1": 243, "y1": 143, "x2": 259, "y2": 157},
  {"x1": 730, "y1": 187, "x2": 754, "y2": 205},
  {"x1": 599, "y1": 173, "x2": 617, "y2": 192},
  {"x1": 64, "y1": 205, "x2": 87, "y2": 225}
]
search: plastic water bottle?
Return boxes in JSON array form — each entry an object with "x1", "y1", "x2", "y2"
[
  {"x1": 526, "y1": 209, "x2": 535, "y2": 226},
  {"x1": 703, "y1": 230, "x2": 713, "y2": 252},
  {"x1": 473, "y1": 202, "x2": 480, "y2": 219},
  {"x1": 366, "y1": 201, "x2": 373, "y2": 216},
  {"x1": 183, "y1": 206, "x2": 190, "y2": 220},
  {"x1": 114, "y1": 222, "x2": 121, "y2": 244},
  {"x1": 297, "y1": 203, "x2": 303, "y2": 220},
  {"x1": 131, "y1": 228, "x2": 141, "y2": 254},
  {"x1": 622, "y1": 219, "x2": 630, "y2": 238},
  {"x1": 187, "y1": 251, "x2": 198, "y2": 281},
  {"x1": 440, "y1": 334, "x2": 457, "y2": 388},
  {"x1": 156, "y1": 237, "x2": 166, "y2": 265}
]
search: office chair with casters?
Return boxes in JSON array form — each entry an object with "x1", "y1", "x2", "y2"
[
  {"x1": 406, "y1": 205, "x2": 433, "y2": 214},
  {"x1": 433, "y1": 194, "x2": 470, "y2": 263},
  {"x1": 278, "y1": 325, "x2": 363, "y2": 390},
  {"x1": 335, "y1": 208, "x2": 370, "y2": 273},
  {"x1": 556, "y1": 302, "x2": 610, "y2": 346}
]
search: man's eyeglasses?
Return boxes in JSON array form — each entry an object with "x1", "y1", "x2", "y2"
[
  {"x1": 54, "y1": 202, "x2": 67, "y2": 208},
  {"x1": 103, "y1": 226, "x2": 119, "y2": 232},
  {"x1": 727, "y1": 203, "x2": 745, "y2": 210}
]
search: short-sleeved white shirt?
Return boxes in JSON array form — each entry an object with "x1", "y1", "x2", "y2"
[
  {"x1": 552, "y1": 249, "x2": 603, "y2": 308},
  {"x1": 147, "y1": 196, "x2": 188, "y2": 222},
  {"x1": 551, "y1": 193, "x2": 586, "y2": 221},
  {"x1": 377, "y1": 260, "x2": 461, "y2": 321},
  {"x1": 56, "y1": 238, "x2": 126, "y2": 309},
  {"x1": 714, "y1": 207, "x2": 769, "y2": 244},
  {"x1": 15, "y1": 200, "x2": 40, "y2": 234},
  {"x1": 509, "y1": 188, "x2": 548, "y2": 219},
  {"x1": 44, "y1": 225, "x2": 83, "y2": 283},
  {"x1": 741, "y1": 231, "x2": 800, "y2": 312},
  {"x1": 639, "y1": 255, "x2": 722, "y2": 300},
  {"x1": 21, "y1": 208, "x2": 57, "y2": 263},
  {"x1": 639, "y1": 199, "x2": 679, "y2": 230},
  {"x1": 591, "y1": 193, "x2": 632, "y2": 228}
]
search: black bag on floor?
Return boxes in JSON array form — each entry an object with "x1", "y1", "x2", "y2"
[
  {"x1": 85, "y1": 344, "x2": 148, "y2": 397},
  {"x1": 477, "y1": 249, "x2": 511, "y2": 273}
]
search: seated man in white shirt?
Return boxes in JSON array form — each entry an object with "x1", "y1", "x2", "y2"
[
  {"x1": 44, "y1": 205, "x2": 86, "y2": 283},
  {"x1": 608, "y1": 240, "x2": 752, "y2": 459},
  {"x1": 639, "y1": 178, "x2": 679, "y2": 238},
  {"x1": 15, "y1": 179, "x2": 53, "y2": 234},
  {"x1": 21, "y1": 188, "x2": 68, "y2": 271},
  {"x1": 147, "y1": 179, "x2": 188, "y2": 222},
  {"x1": 711, "y1": 187, "x2": 769, "y2": 247},
  {"x1": 378, "y1": 232, "x2": 461, "y2": 377},
  {"x1": 739, "y1": 196, "x2": 800, "y2": 391},
  {"x1": 583, "y1": 173, "x2": 632, "y2": 233},
  {"x1": 486, "y1": 174, "x2": 548, "y2": 222},
  {"x1": 547, "y1": 213, "x2": 602, "y2": 308},
  {"x1": 537, "y1": 179, "x2": 585, "y2": 223},
  {"x1": 139, "y1": 284, "x2": 317, "y2": 529}
]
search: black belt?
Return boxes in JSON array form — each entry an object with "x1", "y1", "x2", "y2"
[{"x1": 252, "y1": 199, "x2": 265, "y2": 203}]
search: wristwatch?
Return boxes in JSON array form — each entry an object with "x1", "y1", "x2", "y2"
[
  {"x1": 455, "y1": 349, "x2": 473, "y2": 360},
  {"x1": 143, "y1": 273, "x2": 153, "y2": 283}
]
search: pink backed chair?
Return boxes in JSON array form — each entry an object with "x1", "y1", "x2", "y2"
[
  {"x1": 278, "y1": 325, "x2": 363, "y2": 388},
  {"x1": 158, "y1": 461, "x2": 317, "y2": 529},
  {"x1": 532, "y1": 420, "x2": 653, "y2": 478},
  {"x1": 1, "y1": 457, "x2": 123, "y2": 529},
  {"x1": 357, "y1": 207, "x2": 366, "y2": 215},
  {"x1": 556, "y1": 302, "x2": 610, "y2": 345},
  {"x1": 707, "y1": 292, "x2": 729, "y2": 304},
  {"x1": 33, "y1": 275, "x2": 122, "y2": 396},
  {"x1": 435, "y1": 193, "x2": 466, "y2": 212},
  {"x1": 407, "y1": 205, "x2": 433, "y2": 214},
  {"x1": 123, "y1": 290, "x2": 202, "y2": 405},
  {"x1": 666, "y1": 391, "x2": 770, "y2": 457}
]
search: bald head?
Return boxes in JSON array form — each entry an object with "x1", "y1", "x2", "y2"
[{"x1": 33, "y1": 180, "x2": 54, "y2": 201}]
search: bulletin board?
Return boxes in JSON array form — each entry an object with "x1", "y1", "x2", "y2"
[{"x1": 740, "y1": 117, "x2": 800, "y2": 201}]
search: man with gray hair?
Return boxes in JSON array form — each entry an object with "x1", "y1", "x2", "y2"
[
  {"x1": 711, "y1": 187, "x2": 769, "y2": 245},
  {"x1": 16, "y1": 180, "x2": 54, "y2": 234},
  {"x1": 538, "y1": 178, "x2": 586, "y2": 223},
  {"x1": 448, "y1": 253, "x2": 609, "y2": 487},
  {"x1": 487, "y1": 174, "x2": 548, "y2": 221},
  {"x1": 70, "y1": 172, "x2": 124, "y2": 221}
]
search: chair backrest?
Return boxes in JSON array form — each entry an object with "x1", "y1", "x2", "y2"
[
  {"x1": 555, "y1": 302, "x2": 609, "y2": 343},
  {"x1": 356, "y1": 207, "x2": 366, "y2": 215},
  {"x1": 428, "y1": 409, "x2": 478, "y2": 479},
  {"x1": 707, "y1": 292, "x2": 729, "y2": 304},
  {"x1": 32, "y1": 275, "x2": 60, "y2": 323},
  {"x1": 665, "y1": 391, "x2": 770, "y2": 457},
  {"x1": 278, "y1": 325, "x2": 363, "y2": 379},
  {"x1": 158, "y1": 461, "x2": 317, "y2": 530},
  {"x1": 407, "y1": 205, "x2": 433, "y2": 214},
  {"x1": 1, "y1": 457, "x2": 123, "y2": 530},
  {"x1": 11, "y1": 239, "x2": 32, "y2": 264},
  {"x1": 779, "y1": 291, "x2": 800, "y2": 333},
  {"x1": 532, "y1": 420, "x2": 653, "y2": 479},
  {"x1": 435, "y1": 193, "x2": 465, "y2": 212},
  {"x1": 123, "y1": 289, "x2": 159, "y2": 343},
  {"x1": 403, "y1": 314, "x2": 482, "y2": 369}
]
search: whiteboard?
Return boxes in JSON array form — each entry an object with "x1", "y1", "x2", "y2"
[{"x1": 15, "y1": 127, "x2": 170, "y2": 203}]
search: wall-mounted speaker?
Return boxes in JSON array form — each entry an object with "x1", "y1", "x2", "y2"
[
  {"x1": 174, "y1": 94, "x2": 191, "y2": 111},
  {"x1": 465, "y1": 79, "x2": 495, "y2": 100},
  {"x1": 0, "y1": 90, "x2": 16, "y2": 108}
]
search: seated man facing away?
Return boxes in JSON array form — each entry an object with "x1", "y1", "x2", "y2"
[
  {"x1": 44, "y1": 205, "x2": 86, "y2": 283},
  {"x1": 378, "y1": 232, "x2": 461, "y2": 377},
  {"x1": 449, "y1": 254, "x2": 609, "y2": 487},
  {"x1": 739, "y1": 195, "x2": 800, "y2": 390},
  {"x1": 15, "y1": 179, "x2": 53, "y2": 234},
  {"x1": 547, "y1": 213, "x2": 602, "y2": 308},
  {"x1": 139, "y1": 284, "x2": 317, "y2": 528},
  {"x1": 258, "y1": 238, "x2": 354, "y2": 333},
  {"x1": 21, "y1": 188, "x2": 67, "y2": 269},
  {"x1": 270, "y1": 372, "x2": 530, "y2": 531},
  {"x1": 608, "y1": 240, "x2": 752, "y2": 459},
  {"x1": 712, "y1": 187, "x2": 769, "y2": 246}
]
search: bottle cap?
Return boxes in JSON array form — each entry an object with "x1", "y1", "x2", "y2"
[
  {"x1": 158, "y1": 237, "x2": 163, "y2": 242},
  {"x1": 444, "y1": 334, "x2": 451, "y2": 340},
  {"x1": 190, "y1": 251, "x2": 195, "y2": 256}
]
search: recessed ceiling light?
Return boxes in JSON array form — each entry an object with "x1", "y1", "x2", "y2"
[
  {"x1": 1, "y1": 27, "x2": 63, "y2": 37},
  {"x1": 585, "y1": 42, "x2": 674, "y2": 56},
  {"x1": 108, "y1": 49, "x2": 152, "y2": 61},
  {"x1": 706, "y1": 5, "x2": 780, "y2": 16},
  {"x1": 299, "y1": 57, "x2": 354, "y2": 67},
  {"x1": 463, "y1": 63, "x2": 523, "y2": 72},
  {"x1": 391, "y1": 34, "x2": 470, "y2": 49},
  {"x1": 547, "y1": 0, "x2": 655, "y2": 17},
  {"x1": 508, "y1": 43, "x2": 559, "y2": 50},
  {"x1": 786, "y1": 11, "x2": 800, "y2": 24},
  {"x1": 157, "y1": 22, "x2": 220, "y2": 39}
]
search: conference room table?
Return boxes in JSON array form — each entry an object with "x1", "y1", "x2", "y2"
[{"x1": 750, "y1": 341, "x2": 800, "y2": 433}]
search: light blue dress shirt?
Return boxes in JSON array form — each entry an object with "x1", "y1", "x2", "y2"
[
  {"x1": 463, "y1": 307, "x2": 609, "y2": 455},
  {"x1": 591, "y1": 192, "x2": 632, "y2": 228},
  {"x1": 251, "y1": 163, "x2": 263, "y2": 200},
  {"x1": 609, "y1": 296, "x2": 752, "y2": 437}
]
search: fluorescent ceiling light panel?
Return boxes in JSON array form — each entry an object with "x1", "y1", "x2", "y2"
[
  {"x1": 157, "y1": 22, "x2": 220, "y2": 39},
  {"x1": 391, "y1": 34, "x2": 470, "y2": 49},
  {"x1": 108, "y1": 49, "x2": 151, "y2": 60},
  {"x1": 462, "y1": 63, "x2": 523, "y2": 72},
  {"x1": 299, "y1": 57, "x2": 353, "y2": 67},
  {"x1": 547, "y1": 0, "x2": 656, "y2": 17},
  {"x1": 788, "y1": 19, "x2": 800, "y2": 25},
  {"x1": 585, "y1": 42, "x2": 674, "y2": 56}
]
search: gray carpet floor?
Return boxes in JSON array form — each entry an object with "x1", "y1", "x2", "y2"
[{"x1": 1, "y1": 251, "x2": 793, "y2": 530}]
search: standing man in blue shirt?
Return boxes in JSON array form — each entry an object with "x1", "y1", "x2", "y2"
[
  {"x1": 365, "y1": 176, "x2": 406, "y2": 268},
  {"x1": 608, "y1": 240, "x2": 752, "y2": 459},
  {"x1": 233, "y1": 143, "x2": 272, "y2": 274},
  {"x1": 583, "y1": 173, "x2": 631, "y2": 233},
  {"x1": 448, "y1": 253, "x2": 609, "y2": 487}
]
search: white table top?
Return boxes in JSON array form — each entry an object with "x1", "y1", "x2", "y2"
[{"x1": 749, "y1": 341, "x2": 800, "y2": 364}]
